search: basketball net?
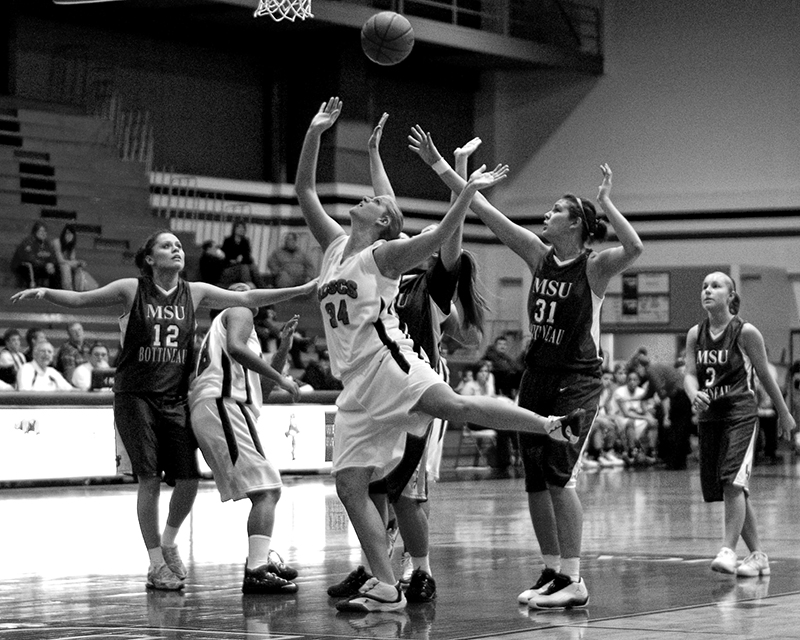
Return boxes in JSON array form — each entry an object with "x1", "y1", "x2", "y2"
[{"x1": 254, "y1": 0, "x2": 313, "y2": 22}]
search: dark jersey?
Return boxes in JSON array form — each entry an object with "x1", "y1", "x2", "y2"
[
  {"x1": 524, "y1": 248, "x2": 602, "y2": 375},
  {"x1": 392, "y1": 255, "x2": 459, "y2": 370},
  {"x1": 114, "y1": 276, "x2": 196, "y2": 397},
  {"x1": 694, "y1": 315, "x2": 757, "y2": 421}
]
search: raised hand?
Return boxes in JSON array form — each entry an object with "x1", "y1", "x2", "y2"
[
  {"x1": 310, "y1": 97, "x2": 342, "y2": 132},
  {"x1": 280, "y1": 314, "x2": 300, "y2": 344},
  {"x1": 368, "y1": 112, "x2": 389, "y2": 151},
  {"x1": 408, "y1": 125, "x2": 442, "y2": 165},
  {"x1": 454, "y1": 137, "x2": 482, "y2": 163},
  {"x1": 598, "y1": 163, "x2": 613, "y2": 201},
  {"x1": 280, "y1": 375, "x2": 301, "y2": 402},
  {"x1": 467, "y1": 163, "x2": 509, "y2": 191}
]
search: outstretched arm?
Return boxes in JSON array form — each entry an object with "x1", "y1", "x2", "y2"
[
  {"x1": 741, "y1": 324, "x2": 797, "y2": 439},
  {"x1": 438, "y1": 137, "x2": 481, "y2": 272},
  {"x1": 409, "y1": 126, "x2": 548, "y2": 270},
  {"x1": 374, "y1": 164, "x2": 508, "y2": 278},
  {"x1": 589, "y1": 164, "x2": 644, "y2": 291},
  {"x1": 11, "y1": 279, "x2": 136, "y2": 312},
  {"x1": 368, "y1": 112, "x2": 394, "y2": 198},
  {"x1": 295, "y1": 97, "x2": 347, "y2": 252},
  {"x1": 191, "y1": 279, "x2": 317, "y2": 310}
]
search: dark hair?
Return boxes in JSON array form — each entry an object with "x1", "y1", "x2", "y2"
[
  {"x1": 25, "y1": 327, "x2": 45, "y2": 348},
  {"x1": 202, "y1": 239, "x2": 215, "y2": 251},
  {"x1": 728, "y1": 279, "x2": 741, "y2": 315},
  {"x1": 31, "y1": 220, "x2": 47, "y2": 237},
  {"x1": 563, "y1": 194, "x2": 608, "y2": 243},
  {"x1": 59, "y1": 224, "x2": 77, "y2": 254},
  {"x1": 134, "y1": 229, "x2": 173, "y2": 276},
  {"x1": 3, "y1": 328, "x2": 20, "y2": 342},
  {"x1": 456, "y1": 251, "x2": 489, "y2": 332},
  {"x1": 89, "y1": 341, "x2": 108, "y2": 355}
]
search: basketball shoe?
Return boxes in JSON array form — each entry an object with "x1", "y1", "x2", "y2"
[
  {"x1": 266, "y1": 550, "x2": 298, "y2": 580},
  {"x1": 710, "y1": 547, "x2": 738, "y2": 574},
  {"x1": 528, "y1": 574, "x2": 589, "y2": 609},
  {"x1": 517, "y1": 567, "x2": 558, "y2": 604},
  {"x1": 405, "y1": 568, "x2": 436, "y2": 603},
  {"x1": 242, "y1": 563, "x2": 298, "y2": 594},
  {"x1": 736, "y1": 551, "x2": 770, "y2": 577},
  {"x1": 547, "y1": 409, "x2": 585, "y2": 444},
  {"x1": 161, "y1": 545, "x2": 187, "y2": 581},
  {"x1": 328, "y1": 565, "x2": 372, "y2": 597},
  {"x1": 335, "y1": 577, "x2": 407, "y2": 612},
  {"x1": 146, "y1": 562, "x2": 184, "y2": 591}
]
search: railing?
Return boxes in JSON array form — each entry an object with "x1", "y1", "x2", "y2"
[{"x1": 347, "y1": 0, "x2": 603, "y2": 57}]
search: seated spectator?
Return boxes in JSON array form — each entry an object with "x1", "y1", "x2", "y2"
[
  {"x1": 300, "y1": 346, "x2": 343, "y2": 391},
  {"x1": 220, "y1": 221, "x2": 267, "y2": 288},
  {"x1": 18, "y1": 341, "x2": 75, "y2": 391},
  {"x1": 253, "y1": 305, "x2": 283, "y2": 353},
  {"x1": 72, "y1": 341, "x2": 112, "y2": 391},
  {"x1": 584, "y1": 369, "x2": 625, "y2": 468},
  {"x1": 0, "y1": 328, "x2": 26, "y2": 388},
  {"x1": 267, "y1": 232, "x2": 316, "y2": 288},
  {"x1": 23, "y1": 327, "x2": 48, "y2": 362},
  {"x1": 55, "y1": 321, "x2": 91, "y2": 382},
  {"x1": 53, "y1": 224, "x2": 93, "y2": 291},
  {"x1": 611, "y1": 368, "x2": 658, "y2": 466},
  {"x1": 482, "y1": 334, "x2": 522, "y2": 399},
  {"x1": 458, "y1": 360, "x2": 497, "y2": 398},
  {"x1": 11, "y1": 221, "x2": 59, "y2": 288},
  {"x1": 198, "y1": 239, "x2": 227, "y2": 286}
]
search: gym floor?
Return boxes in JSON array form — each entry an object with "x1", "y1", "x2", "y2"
[{"x1": 2, "y1": 454, "x2": 800, "y2": 640}]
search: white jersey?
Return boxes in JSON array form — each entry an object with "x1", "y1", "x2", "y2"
[
  {"x1": 318, "y1": 234, "x2": 412, "y2": 383},
  {"x1": 189, "y1": 309, "x2": 264, "y2": 417}
]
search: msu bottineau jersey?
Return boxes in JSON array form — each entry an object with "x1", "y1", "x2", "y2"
[
  {"x1": 189, "y1": 309, "x2": 264, "y2": 417},
  {"x1": 693, "y1": 315, "x2": 757, "y2": 421},
  {"x1": 317, "y1": 234, "x2": 413, "y2": 383},
  {"x1": 114, "y1": 276, "x2": 196, "y2": 397},
  {"x1": 525, "y1": 248, "x2": 603, "y2": 375}
]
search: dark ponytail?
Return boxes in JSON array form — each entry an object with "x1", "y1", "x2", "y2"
[
  {"x1": 566, "y1": 194, "x2": 608, "y2": 243},
  {"x1": 456, "y1": 251, "x2": 490, "y2": 332}
]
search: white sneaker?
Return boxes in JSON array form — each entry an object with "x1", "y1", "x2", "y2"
[
  {"x1": 400, "y1": 552, "x2": 413, "y2": 585},
  {"x1": 580, "y1": 453, "x2": 600, "y2": 470},
  {"x1": 335, "y1": 577, "x2": 407, "y2": 612},
  {"x1": 604, "y1": 451, "x2": 626, "y2": 467},
  {"x1": 146, "y1": 563, "x2": 184, "y2": 591},
  {"x1": 517, "y1": 567, "x2": 558, "y2": 604},
  {"x1": 711, "y1": 547, "x2": 738, "y2": 574},
  {"x1": 736, "y1": 551, "x2": 770, "y2": 577},
  {"x1": 161, "y1": 545, "x2": 187, "y2": 581},
  {"x1": 528, "y1": 574, "x2": 589, "y2": 609}
]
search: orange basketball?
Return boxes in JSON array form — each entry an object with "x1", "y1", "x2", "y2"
[{"x1": 361, "y1": 11, "x2": 415, "y2": 66}]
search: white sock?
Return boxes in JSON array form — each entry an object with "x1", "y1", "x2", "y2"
[
  {"x1": 542, "y1": 554, "x2": 561, "y2": 573},
  {"x1": 561, "y1": 557, "x2": 580, "y2": 582},
  {"x1": 411, "y1": 555, "x2": 431, "y2": 575},
  {"x1": 161, "y1": 525, "x2": 180, "y2": 548},
  {"x1": 247, "y1": 535, "x2": 272, "y2": 569},
  {"x1": 147, "y1": 546, "x2": 165, "y2": 568}
]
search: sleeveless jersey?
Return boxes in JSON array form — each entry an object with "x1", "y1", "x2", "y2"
[
  {"x1": 392, "y1": 255, "x2": 458, "y2": 370},
  {"x1": 190, "y1": 309, "x2": 264, "y2": 416},
  {"x1": 693, "y1": 315, "x2": 757, "y2": 421},
  {"x1": 317, "y1": 234, "x2": 413, "y2": 383},
  {"x1": 524, "y1": 248, "x2": 603, "y2": 375},
  {"x1": 114, "y1": 276, "x2": 196, "y2": 397}
]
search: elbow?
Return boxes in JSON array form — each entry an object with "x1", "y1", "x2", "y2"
[{"x1": 628, "y1": 240, "x2": 644, "y2": 260}]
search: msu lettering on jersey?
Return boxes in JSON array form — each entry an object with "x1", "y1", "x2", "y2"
[
  {"x1": 694, "y1": 315, "x2": 757, "y2": 420},
  {"x1": 525, "y1": 249, "x2": 603, "y2": 375},
  {"x1": 114, "y1": 277, "x2": 196, "y2": 396}
]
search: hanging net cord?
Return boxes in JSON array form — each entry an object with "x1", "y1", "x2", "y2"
[{"x1": 254, "y1": 0, "x2": 313, "y2": 21}]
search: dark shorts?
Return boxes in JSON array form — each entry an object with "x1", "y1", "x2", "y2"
[
  {"x1": 114, "y1": 392, "x2": 199, "y2": 481},
  {"x1": 517, "y1": 369, "x2": 602, "y2": 492},
  {"x1": 698, "y1": 414, "x2": 758, "y2": 502}
]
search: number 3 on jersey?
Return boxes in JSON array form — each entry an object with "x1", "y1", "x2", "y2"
[
  {"x1": 153, "y1": 324, "x2": 179, "y2": 347},
  {"x1": 532, "y1": 299, "x2": 557, "y2": 324},
  {"x1": 324, "y1": 300, "x2": 350, "y2": 328}
]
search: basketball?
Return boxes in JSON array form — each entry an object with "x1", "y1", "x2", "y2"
[{"x1": 361, "y1": 11, "x2": 415, "y2": 66}]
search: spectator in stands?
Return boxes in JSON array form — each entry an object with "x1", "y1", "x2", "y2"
[
  {"x1": 298, "y1": 344, "x2": 343, "y2": 392},
  {"x1": 72, "y1": 341, "x2": 112, "y2": 391},
  {"x1": 11, "y1": 221, "x2": 59, "y2": 289},
  {"x1": 611, "y1": 368, "x2": 658, "y2": 465},
  {"x1": 583, "y1": 369, "x2": 625, "y2": 468},
  {"x1": 481, "y1": 336, "x2": 523, "y2": 476},
  {"x1": 23, "y1": 327, "x2": 48, "y2": 361},
  {"x1": 221, "y1": 221, "x2": 266, "y2": 288},
  {"x1": 53, "y1": 224, "x2": 87, "y2": 291},
  {"x1": 459, "y1": 360, "x2": 496, "y2": 398},
  {"x1": 0, "y1": 328, "x2": 26, "y2": 388},
  {"x1": 198, "y1": 240, "x2": 226, "y2": 287},
  {"x1": 267, "y1": 232, "x2": 316, "y2": 288},
  {"x1": 17, "y1": 341, "x2": 74, "y2": 391},
  {"x1": 55, "y1": 321, "x2": 91, "y2": 383},
  {"x1": 754, "y1": 352, "x2": 782, "y2": 465},
  {"x1": 253, "y1": 305, "x2": 283, "y2": 353}
]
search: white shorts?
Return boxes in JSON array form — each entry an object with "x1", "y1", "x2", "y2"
[
  {"x1": 191, "y1": 397, "x2": 282, "y2": 502},
  {"x1": 333, "y1": 346, "x2": 448, "y2": 476}
]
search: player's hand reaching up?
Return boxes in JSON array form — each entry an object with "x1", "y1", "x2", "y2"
[
  {"x1": 310, "y1": 97, "x2": 342, "y2": 132},
  {"x1": 466, "y1": 164, "x2": 509, "y2": 192},
  {"x1": 597, "y1": 163, "x2": 613, "y2": 201},
  {"x1": 408, "y1": 125, "x2": 442, "y2": 166},
  {"x1": 368, "y1": 112, "x2": 389, "y2": 151}
]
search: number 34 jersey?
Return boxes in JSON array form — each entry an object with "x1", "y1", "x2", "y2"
[
  {"x1": 524, "y1": 248, "x2": 603, "y2": 375},
  {"x1": 114, "y1": 276, "x2": 196, "y2": 397},
  {"x1": 317, "y1": 235, "x2": 410, "y2": 384}
]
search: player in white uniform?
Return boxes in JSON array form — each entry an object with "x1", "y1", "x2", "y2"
[
  {"x1": 296, "y1": 97, "x2": 583, "y2": 613},
  {"x1": 189, "y1": 292, "x2": 303, "y2": 594}
]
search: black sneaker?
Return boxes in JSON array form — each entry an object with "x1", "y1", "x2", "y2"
[
  {"x1": 266, "y1": 550, "x2": 298, "y2": 580},
  {"x1": 548, "y1": 409, "x2": 585, "y2": 444},
  {"x1": 327, "y1": 566, "x2": 372, "y2": 598},
  {"x1": 405, "y1": 568, "x2": 437, "y2": 603},
  {"x1": 517, "y1": 567, "x2": 558, "y2": 604},
  {"x1": 242, "y1": 564, "x2": 298, "y2": 594}
]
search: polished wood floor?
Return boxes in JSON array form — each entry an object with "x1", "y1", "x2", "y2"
[{"x1": 2, "y1": 450, "x2": 800, "y2": 640}]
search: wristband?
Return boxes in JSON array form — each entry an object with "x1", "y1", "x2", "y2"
[{"x1": 431, "y1": 158, "x2": 449, "y2": 175}]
